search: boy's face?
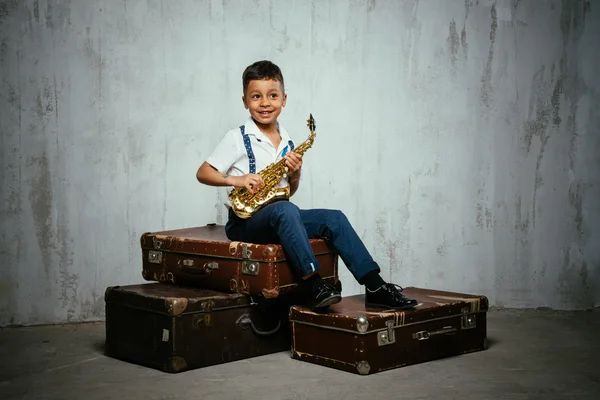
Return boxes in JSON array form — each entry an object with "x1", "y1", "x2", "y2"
[{"x1": 242, "y1": 79, "x2": 287, "y2": 129}]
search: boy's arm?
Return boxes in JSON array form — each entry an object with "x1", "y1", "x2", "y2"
[
  {"x1": 199, "y1": 129, "x2": 243, "y2": 187},
  {"x1": 285, "y1": 151, "x2": 303, "y2": 196},
  {"x1": 289, "y1": 170, "x2": 301, "y2": 196},
  {"x1": 196, "y1": 162, "x2": 265, "y2": 194},
  {"x1": 196, "y1": 162, "x2": 235, "y2": 187}
]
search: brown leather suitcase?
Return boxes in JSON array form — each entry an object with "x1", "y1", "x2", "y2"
[
  {"x1": 104, "y1": 283, "x2": 294, "y2": 373},
  {"x1": 289, "y1": 287, "x2": 489, "y2": 375},
  {"x1": 140, "y1": 224, "x2": 339, "y2": 298}
]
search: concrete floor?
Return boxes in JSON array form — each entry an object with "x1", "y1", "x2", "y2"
[{"x1": 0, "y1": 309, "x2": 599, "y2": 400}]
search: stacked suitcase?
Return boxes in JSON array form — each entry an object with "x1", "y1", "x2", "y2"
[{"x1": 105, "y1": 223, "x2": 489, "y2": 375}]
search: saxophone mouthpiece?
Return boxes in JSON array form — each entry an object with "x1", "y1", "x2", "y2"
[{"x1": 307, "y1": 113, "x2": 315, "y2": 131}]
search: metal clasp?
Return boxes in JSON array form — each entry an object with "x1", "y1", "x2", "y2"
[
  {"x1": 193, "y1": 313, "x2": 211, "y2": 328},
  {"x1": 242, "y1": 262, "x2": 259, "y2": 275},
  {"x1": 241, "y1": 244, "x2": 252, "y2": 259},
  {"x1": 461, "y1": 307, "x2": 477, "y2": 330},
  {"x1": 152, "y1": 237, "x2": 163, "y2": 249},
  {"x1": 462, "y1": 314, "x2": 477, "y2": 329},
  {"x1": 377, "y1": 320, "x2": 395, "y2": 346},
  {"x1": 148, "y1": 250, "x2": 163, "y2": 264},
  {"x1": 241, "y1": 244, "x2": 259, "y2": 275}
]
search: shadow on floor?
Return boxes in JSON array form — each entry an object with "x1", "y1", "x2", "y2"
[
  {"x1": 92, "y1": 340, "x2": 105, "y2": 355},
  {"x1": 486, "y1": 336, "x2": 499, "y2": 349}
]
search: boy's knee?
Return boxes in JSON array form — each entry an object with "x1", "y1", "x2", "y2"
[
  {"x1": 328, "y1": 209, "x2": 348, "y2": 224},
  {"x1": 269, "y1": 201, "x2": 300, "y2": 222}
]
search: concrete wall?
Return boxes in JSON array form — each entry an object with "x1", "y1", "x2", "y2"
[{"x1": 1, "y1": 0, "x2": 598, "y2": 326}]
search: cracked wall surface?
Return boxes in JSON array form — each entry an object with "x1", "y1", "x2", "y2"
[{"x1": 0, "y1": 0, "x2": 598, "y2": 326}]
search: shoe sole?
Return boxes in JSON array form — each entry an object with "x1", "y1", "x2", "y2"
[
  {"x1": 311, "y1": 294, "x2": 342, "y2": 309},
  {"x1": 365, "y1": 302, "x2": 417, "y2": 310}
]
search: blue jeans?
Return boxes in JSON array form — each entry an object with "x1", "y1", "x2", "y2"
[{"x1": 225, "y1": 200, "x2": 380, "y2": 281}]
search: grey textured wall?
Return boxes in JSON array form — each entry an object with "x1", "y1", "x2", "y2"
[{"x1": 0, "y1": 0, "x2": 598, "y2": 326}]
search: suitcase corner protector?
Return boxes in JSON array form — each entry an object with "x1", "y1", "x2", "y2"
[
  {"x1": 261, "y1": 287, "x2": 280, "y2": 299},
  {"x1": 356, "y1": 360, "x2": 371, "y2": 375},
  {"x1": 165, "y1": 297, "x2": 189, "y2": 316},
  {"x1": 165, "y1": 356, "x2": 188, "y2": 373}
]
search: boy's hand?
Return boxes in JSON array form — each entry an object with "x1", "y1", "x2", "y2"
[
  {"x1": 232, "y1": 174, "x2": 264, "y2": 194},
  {"x1": 284, "y1": 152, "x2": 302, "y2": 176}
]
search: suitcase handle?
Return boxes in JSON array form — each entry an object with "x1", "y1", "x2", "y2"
[
  {"x1": 235, "y1": 314, "x2": 281, "y2": 336},
  {"x1": 180, "y1": 261, "x2": 219, "y2": 275}
]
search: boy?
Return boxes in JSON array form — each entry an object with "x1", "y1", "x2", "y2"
[{"x1": 196, "y1": 60, "x2": 417, "y2": 310}]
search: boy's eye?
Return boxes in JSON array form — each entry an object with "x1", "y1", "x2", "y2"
[{"x1": 270, "y1": 93, "x2": 278, "y2": 98}]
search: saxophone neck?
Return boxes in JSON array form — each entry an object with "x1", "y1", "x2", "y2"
[{"x1": 292, "y1": 131, "x2": 316, "y2": 156}]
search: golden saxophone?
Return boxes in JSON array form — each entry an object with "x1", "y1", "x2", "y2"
[{"x1": 228, "y1": 114, "x2": 317, "y2": 219}]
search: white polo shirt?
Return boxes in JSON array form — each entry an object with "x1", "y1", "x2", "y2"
[{"x1": 206, "y1": 116, "x2": 297, "y2": 207}]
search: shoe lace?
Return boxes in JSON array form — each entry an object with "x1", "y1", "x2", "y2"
[
  {"x1": 314, "y1": 280, "x2": 333, "y2": 295},
  {"x1": 384, "y1": 283, "x2": 404, "y2": 291},
  {"x1": 381, "y1": 283, "x2": 405, "y2": 299},
  {"x1": 367, "y1": 283, "x2": 404, "y2": 294}
]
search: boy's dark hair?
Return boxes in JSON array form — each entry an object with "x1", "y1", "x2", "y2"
[{"x1": 242, "y1": 60, "x2": 285, "y2": 96}]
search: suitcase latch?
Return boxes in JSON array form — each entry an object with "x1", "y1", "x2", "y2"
[
  {"x1": 461, "y1": 307, "x2": 477, "y2": 330},
  {"x1": 461, "y1": 314, "x2": 477, "y2": 330},
  {"x1": 194, "y1": 313, "x2": 211, "y2": 328},
  {"x1": 152, "y1": 237, "x2": 164, "y2": 249},
  {"x1": 241, "y1": 244, "x2": 259, "y2": 275},
  {"x1": 148, "y1": 250, "x2": 163, "y2": 264},
  {"x1": 377, "y1": 320, "x2": 395, "y2": 346},
  {"x1": 241, "y1": 243, "x2": 252, "y2": 259},
  {"x1": 242, "y1": 262, "x2": 259, "y2": 275}
]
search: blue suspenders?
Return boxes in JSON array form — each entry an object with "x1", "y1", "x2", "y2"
[
  {"x1": 239, "y1": 125, "x2": 294, "y2": 174},
  {"x1": 239, "y1": 125, "x2": 256, "y2": 174}
]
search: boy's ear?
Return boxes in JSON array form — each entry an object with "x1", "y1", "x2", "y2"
[
  {"x1": 282, "y1": 93, "x2": 287, "y2": 107},
  {"x1": 242, "y1": 95, "x2": 248, "y2": 109}
]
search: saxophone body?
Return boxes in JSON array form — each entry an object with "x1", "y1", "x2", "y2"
[{"x1": 228, "y1": 114, "x2": 317, "y2": 219}]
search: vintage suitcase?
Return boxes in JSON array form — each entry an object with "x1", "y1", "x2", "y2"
[
  {"x1": 289, "y1": 287, "x2": 488, "y2": 375},
  {"x1": 104, "y1": 283, "x2": 294, "y2": 373},
  {"x1": 140, "y1": 224, "x2": 339, "y2": 298}
]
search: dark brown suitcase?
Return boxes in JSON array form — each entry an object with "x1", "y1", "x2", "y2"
[
  {"x1": 289, "y1": 287, "x2": 488, "y2": 375},
  {"x1": 104, "y1": 283, "x2": 293, "y2": 373},
  {"x1": 140, "y1": 224, "x2": 339, "y2": 298}
]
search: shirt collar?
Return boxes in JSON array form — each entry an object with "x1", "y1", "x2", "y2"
[{"x1": 243, "y1": 116, "x2": 292, "y2": 143}]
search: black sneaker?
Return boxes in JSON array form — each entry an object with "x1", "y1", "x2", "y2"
[
  {"x1": 308, "y1": 279, "x2": 342, "y2": 309},
  {"x1": 365, "y1": 284, "x2": 417, "y2": 310}
]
